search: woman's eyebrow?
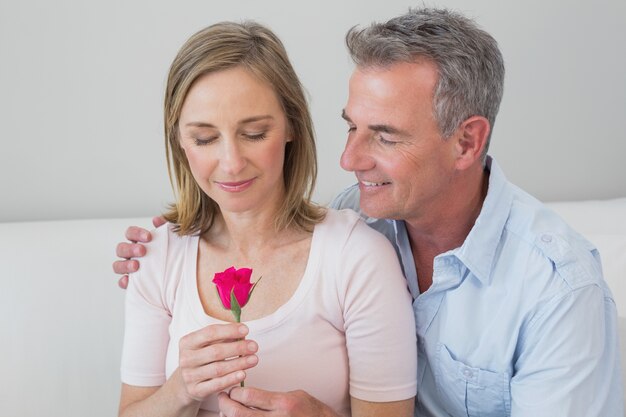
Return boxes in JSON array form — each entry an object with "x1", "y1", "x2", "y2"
[
  {"x1": 238, "y1": 115, "x2": 274, "y2": 124},
  {"x1": 184, "y1": 115, "x2": 274, "y2": 128}
]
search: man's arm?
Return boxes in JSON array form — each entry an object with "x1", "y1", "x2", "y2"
[
  {"x1": 112, "y1": 216, "x2": 166, "y2": 289},
  {"x1": 511, "y1": 284, "x2": 623, "y2": 416}
]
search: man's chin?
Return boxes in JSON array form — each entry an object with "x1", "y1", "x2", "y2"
[{"x1": 359, "y1": 198, "x2": 393, "y2": 220}]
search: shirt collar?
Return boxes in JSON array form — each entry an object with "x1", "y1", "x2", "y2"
[
  {"x1": 392, "y1": 219, "x2": 421, "y2": 298},
  {"x1": 453, "y1": 156, "x2": 513, "y2": 285}
]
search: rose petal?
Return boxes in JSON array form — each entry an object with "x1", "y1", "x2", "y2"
[
  {"x1": 213, "y1": 266, "x2": 256, "y2": 311},
  {"x1": 233, "y1": 282, "x2": 254, "y2": 307},
  {"x1": 213, "y1": 267, "x2": 238, "y2": 309},
  {"x1": 234, "y1": 267, "x2": 253, "y2": 284}
]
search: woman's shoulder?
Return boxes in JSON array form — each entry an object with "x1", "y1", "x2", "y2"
[
  {"x1": 147, "y1": 222, "x2": 195, "y2": 254},
  {"x1": 320, "y1": 207, "x2": 360, "y2": 226},
  {"x1": 317, "y1": 208, "x2": 395, "y2": 250},
  {"x1": 129, "y1": 223, "x2": 196, "y2": 291},
  {"x1": 316, "y1": 211, "x2": 408, "y2": 306}
]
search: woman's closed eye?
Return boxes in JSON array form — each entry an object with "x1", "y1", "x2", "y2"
[
  {"x1": 193, "y1": 136, "x2": 218, "y2": 146},
  {"x1": 243, "y1": 132, "x2": 267, "y2": 141}
]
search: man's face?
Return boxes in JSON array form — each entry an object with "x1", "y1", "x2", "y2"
[{"x1": 340, "y1": 61, "x2": 459, "y2": 223}]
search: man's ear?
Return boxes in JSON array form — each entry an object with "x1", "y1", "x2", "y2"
[{"x1": 453, "y1": 115, "x2": 490, "y2": 170}]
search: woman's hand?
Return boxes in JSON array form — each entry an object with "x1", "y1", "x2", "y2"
[
  {"x1": 218, "y1": 388, "x2": 413, "y2": 417},
  {"x1": 217, "y1": 388, "x2": 340, "y2": 417},
  {"x1": 177, "y1": 323, "x2": 259, "y2": 403}
]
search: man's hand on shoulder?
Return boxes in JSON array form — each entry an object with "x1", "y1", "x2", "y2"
[{"x1": 112, "y1": 216, "x2": 166, "y2": 289}]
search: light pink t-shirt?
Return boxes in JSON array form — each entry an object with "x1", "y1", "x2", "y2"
[{"x1": 121, "y1": 209, "x2": 417, "y2": 416}]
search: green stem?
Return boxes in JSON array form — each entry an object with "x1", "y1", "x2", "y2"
[{"x1": 230, "y1": 290, "x2": 245, "y2": 387}]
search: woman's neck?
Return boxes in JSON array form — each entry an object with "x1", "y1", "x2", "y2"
[{"x1": 204, "y1": 206, "x2": 307, "y2": 258}]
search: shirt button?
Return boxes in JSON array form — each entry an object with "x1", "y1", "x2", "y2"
[
  {"x1": 463, "y1": 368, "x2": 474, "y2": 378},
  {"x1": 541, "y1": 234, "x2": 553, "y2": 243}
]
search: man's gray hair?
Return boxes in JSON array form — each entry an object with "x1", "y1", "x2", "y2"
[{"x1": 346, "y1": 8, "x2": 505, "y2": 155}]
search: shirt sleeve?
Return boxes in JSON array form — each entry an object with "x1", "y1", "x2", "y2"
[
  {"x1": 120, "y1": 226, "x2": 172, "y2": 387},
  {"x1": 337, "y1": 215, "x2": 418, "y2": 402},
  {"x1": 511, "y1": 282, "x2": 623, "y2": 416}
]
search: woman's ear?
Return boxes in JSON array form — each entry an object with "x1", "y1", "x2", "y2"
[{"x1": 454, "y1": 116, "x2": 490, "y2": 170}]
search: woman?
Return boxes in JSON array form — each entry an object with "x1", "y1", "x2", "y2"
[{"x1": 118, "y1": 21, "x2": 416, "y2": 417}]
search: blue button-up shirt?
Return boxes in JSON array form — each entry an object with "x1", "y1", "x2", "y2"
[{"x1": 331, "y1": 157, "x2": 623, "y2": 416}]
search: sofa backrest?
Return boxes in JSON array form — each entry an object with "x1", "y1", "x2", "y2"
[{"x1": 0, "y1": 217, "x2": 151, "y2": 417}]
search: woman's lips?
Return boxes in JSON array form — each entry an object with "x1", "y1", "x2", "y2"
[{"x1": 215, "y1": 178, "x2": 256, "y2": 192}]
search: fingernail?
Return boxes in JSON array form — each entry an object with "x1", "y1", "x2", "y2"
[
  {"x1": 247, "y1": 355, "x2": 258, "y2": 365},
  {"x1": 236, "y1": 371, "x2": 245, "y2": 379},
  {"x1": 238, "y1": 325, "x2": 248, "y2": 335},
  {"x1": 247, "y1": 341, "x2": 257, "y2": 352}
]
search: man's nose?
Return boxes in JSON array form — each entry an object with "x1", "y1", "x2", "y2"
[{"x1": 340, "y1": 132, "x2": 374, "y2": 172}]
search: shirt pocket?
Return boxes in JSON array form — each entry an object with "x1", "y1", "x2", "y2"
[{"x1": 434, "y1": 343, "x2": 511, "y2": 417}]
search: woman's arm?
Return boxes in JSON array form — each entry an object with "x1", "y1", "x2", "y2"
[
  {"x1": 337, "y1": 218, "x2": 418, "y2": 407},
  {"x1": 351, "y1": 397, "x2": 414, "y2": 417},
  {"x1": 119, "y1": 373, "x2": 199, "y2": 417}
]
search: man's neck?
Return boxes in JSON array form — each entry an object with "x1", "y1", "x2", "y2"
[{"x1": 406, "y1": 167, "x2": 489, "y2": 293}]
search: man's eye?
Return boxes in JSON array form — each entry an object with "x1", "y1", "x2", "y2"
[{"x1": 378, "y1": 135, "x2": 396, "y2": 146}]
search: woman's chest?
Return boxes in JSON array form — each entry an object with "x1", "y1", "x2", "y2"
[{"x1": 196, "y1": 238, "x2": 312, "y2": 321}]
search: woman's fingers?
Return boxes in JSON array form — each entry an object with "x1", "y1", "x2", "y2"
[
  {"x1": 178, "y1": 323, "x2": 259, "y2": 400},
  {"x1": 185, "y1": 369, "x2": 248, "y2": 401},
  {"x1": 181, "y1": 323, "x2": 249, "y2": 350},
  {"x1": 180, "y1": 339, "x2": 258, "y2": 369},
  {"x1": 182, "y1": 353, "x2": 258, "y2": 386}
]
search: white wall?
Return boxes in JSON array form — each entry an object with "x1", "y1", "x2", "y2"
[{"x1": 1, "y1": 0, "x2": 625, "y2": 223}]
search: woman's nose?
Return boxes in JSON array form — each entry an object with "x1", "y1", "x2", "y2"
[{"x1": 220, "y1": 139, "x2": 247, "y2": 175}]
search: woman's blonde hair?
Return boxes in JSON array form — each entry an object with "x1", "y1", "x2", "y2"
[{"x1": 163, "y1": 21, "x2": 325, "y2": 235}]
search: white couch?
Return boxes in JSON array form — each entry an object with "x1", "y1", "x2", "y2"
[{"x1": 1, "y1": 199, "x2": 624, "y2": 416}]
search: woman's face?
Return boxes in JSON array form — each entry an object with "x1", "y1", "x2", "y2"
[{"x1": 178, "y1": 66, "x2": 291, "y2": 217}]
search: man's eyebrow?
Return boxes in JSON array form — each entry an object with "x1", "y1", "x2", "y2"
[
  {"x1": 368, "y1": 124, "x2": 402, "y2": 135},
  {"x1": 341, "y1": 109, "x2": 404, "y2": 136},
  {"x1": 184, "y1": 115, "x2": 274, "y2": 128}
]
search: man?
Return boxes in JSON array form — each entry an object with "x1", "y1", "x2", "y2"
[{"x1": 114, "y1": 8, "x2": 623, "y2": 416}]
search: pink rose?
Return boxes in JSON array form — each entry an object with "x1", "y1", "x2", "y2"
[
  {"x1": 212, "y1": 266, "x2": 260, "y2": 388},
  {"x1": 212, "y1": 266, "x2": 256, "y2": 314}
]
